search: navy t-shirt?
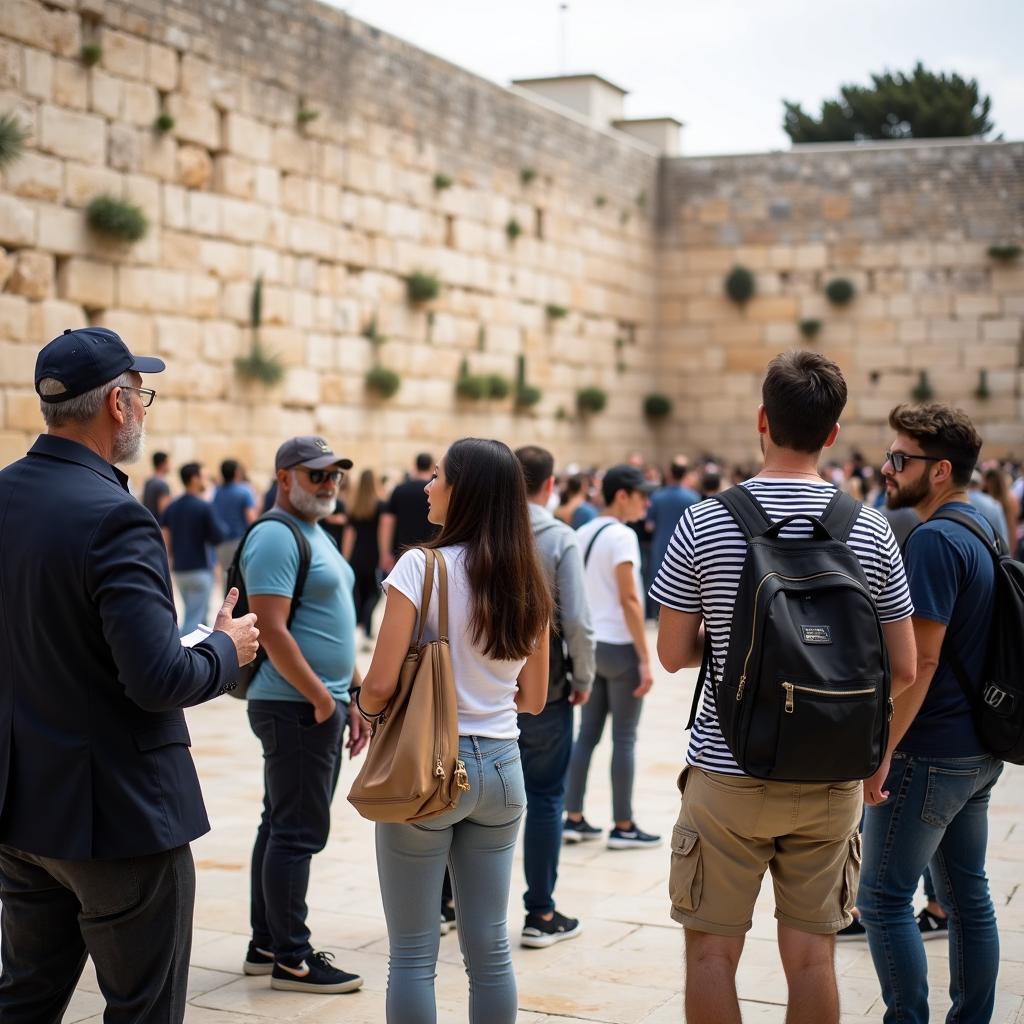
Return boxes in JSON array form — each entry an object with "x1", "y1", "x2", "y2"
[
  {"x1": 161, "y1": 494, "x2": 225, "y2": 572},
  {"x1": 898, "y1": 502, "x2": 995, "y2": 757},
  {"x1": 212, "y1": 482, "x2": 254, "y2": 540}
]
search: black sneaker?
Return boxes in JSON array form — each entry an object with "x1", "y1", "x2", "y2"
[
  {"x1": 607, "y1": 822, "x2": 661, "y2": 849},
  {"x1": 836, "y1": 916, "x2": 867, "y2": 942},
  {"x1": 440, "y1": 901, "x2": 456, "y2": 935},
  {"x1": 562, "y1": 816, "x2": 603, "y2": 843},
  {"x1": 917, "y1": 906, "x2": 949, "y2": 941},
  {"x1": 521, "y1": 910, "x2": 583, "y2": 948},
  {"x1": 271, "y1": 951, "x2": 363, "y2": 993},
  {"x1": 243, "y1": 940, "x2": 275, "y2": 975}
]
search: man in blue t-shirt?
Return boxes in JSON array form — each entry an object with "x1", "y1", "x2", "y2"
[
  {"x1": 212, "y1": 458, "x2": 256, "y2": 572},
  {"x1": 858, "y1": 403, "x2": 1002, "y2": 1024},
  {"x1": 645, "y1": 457, "x2": 699, "y2": 587},
  {"x1": 241, "y1": 436, "x2": 368, "y2": 996},
  {"x1": 161, "y1": 462, "x2": 226, "y2": 635}
]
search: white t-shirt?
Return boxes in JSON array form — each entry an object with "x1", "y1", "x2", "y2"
[
  {"x1": 382, "y1": 545, "x2": 525, "y2": 739},
  {"x1": 576, "y1": 516, "x2": 641, "y2": 645}
]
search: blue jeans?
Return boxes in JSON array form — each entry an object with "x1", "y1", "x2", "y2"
[
  {"x1": 174, "y1": 568, "x2": 213, "y2": 636},
  {"x1": 375, "y1": 735, "x2": 525, "y2": 1024},
  {"x1": 518, "y1": 695, "x2": 573, "y2": 916},
  {"x1": 857, "y1": 752, "x2": 1003, "y2": 1024},
  {"x1": 247, "y1": 700, "x2": 345, "y2": 962}
]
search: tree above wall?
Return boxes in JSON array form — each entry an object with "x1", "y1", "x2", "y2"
[{"x1": 783, "y1": 63, "x2": 995, "y2": 143}]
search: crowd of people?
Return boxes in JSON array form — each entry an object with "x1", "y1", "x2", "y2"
[{"x1": 0, "y1": 327, "x2": 1020, "y2": 1024}]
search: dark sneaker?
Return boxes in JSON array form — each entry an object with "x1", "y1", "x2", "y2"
[
  {"x1": 917, "y1": 907, "x2": 949, "y2": 941},
  {"x1": 562, "y1": 816, "x2": 603, "y2": 843},
  {"x1": 271, "y1": 951, "x2": 363, "y2": 993},
  {"x1": 521, "y1": 910, "x2": 583, "y2": 948},
  {"x1": 243, "y1": 941, "x2": 275, "y2": 975},
  {"x1": 836, "y1": 916, "x2": 867, "y2": 942},
  {"x1": 607, "y1": 822, "x2": 661, "y2": 849},
  {"x1": 440, "y1": 901, "x2": 456, "y2": 936}
]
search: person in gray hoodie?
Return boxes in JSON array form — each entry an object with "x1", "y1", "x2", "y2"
[{"x1": 515, "y1": 446, "x2": 596, "y2": 948}]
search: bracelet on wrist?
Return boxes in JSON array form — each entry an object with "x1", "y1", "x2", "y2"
[{"x1": 354, "y1": 688, "x2": 385, "y2": 722}]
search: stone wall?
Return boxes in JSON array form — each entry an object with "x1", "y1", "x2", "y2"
[{"x1": 656, "y1": 141, "x2": 1024, "y2": 463}]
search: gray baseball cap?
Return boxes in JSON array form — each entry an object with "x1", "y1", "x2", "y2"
[{"x1": 274, "y1": 436, "x2": 353, "y2": 472}]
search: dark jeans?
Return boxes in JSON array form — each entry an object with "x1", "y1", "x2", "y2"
[
  {"x1": 518, "y1": 694, "x2": 573, "y2": 916},
  {"x1": 0, "y1": 843, "x2": 195, "y2": 1024},
  {"x1": 248, "y1": 699, "x2": 346, "y2": 962},
  {"x1": 352, "y1": 564, "x2": 382, "y2": 637}
]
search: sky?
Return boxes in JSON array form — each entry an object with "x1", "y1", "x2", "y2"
[{"x1": 330, "y1": 0, "x2": 1023, "y2": 156}]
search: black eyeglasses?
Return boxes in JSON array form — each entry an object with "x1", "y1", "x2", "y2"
[
  {"x1": 298, "y1": 468, "x2": 344, "y2": 484},
  {"x1": 884, "y1": 450, "x2": 942, "y2": 473},
  {"x1": 121, "y1": 385, "x2": 156, "y2": 408}
]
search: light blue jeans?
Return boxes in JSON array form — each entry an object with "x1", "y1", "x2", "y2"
[
  {"x1": 858, "y1": 751, "x2": 1003, "y2": 1024},
  {"x1": 375, "y1": 735, "x2": 525, "y2": 1024},
  {"x1": 174, "y1": 568, "x2": 213, "y2": 636}
]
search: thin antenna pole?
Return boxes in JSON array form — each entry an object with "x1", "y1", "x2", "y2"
[{"x1": 559, "y1": 3, "x2": 568, "y2": 73}]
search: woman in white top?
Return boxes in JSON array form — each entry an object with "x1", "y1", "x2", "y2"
[{"x1": 359, "y1": 437, "x2": 551, "y2": 1024}]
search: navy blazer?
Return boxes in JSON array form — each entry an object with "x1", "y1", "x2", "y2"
[{"x1": 0, "y1": 435, "x2": 239, "y2": 859}]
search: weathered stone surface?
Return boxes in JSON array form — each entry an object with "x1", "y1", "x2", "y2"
[
  {"x1": 2, "y1": 151, "x2": 63, "y2": 201},
  {"x1": 38, "y1": 103, "x2": 106, "y2": 164},
  {"x1": 99, "y1": 28, "x2": 148, "y2": 81},
  {"x1": 7, "y1": 249, "x2": 54, "y2": 299},
  {"x1": 0, "y1": 195, "x2": 36, "y2": 248},
  {"x1": 175, "y1": 143, "x2": 212, "y2": 189},
  {"x1": 57, "y1": 257, "x2": 115, "y2": 309}
]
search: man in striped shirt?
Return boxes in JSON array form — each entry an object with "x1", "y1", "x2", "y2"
[{"x1": 651, "y1": 351, "x2": 916, "y2": 1024}]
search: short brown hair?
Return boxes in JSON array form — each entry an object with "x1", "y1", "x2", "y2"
[
  {"x1": 515, "y1": 445, "x2": 555, "y2": 495},
  {"x1": 762, "y1": 351, "x2": 847, "y2": 453},
  {"x1": 888, "y1": 403, "x2": 982, "y2": 487}
]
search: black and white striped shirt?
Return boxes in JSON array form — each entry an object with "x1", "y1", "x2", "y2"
[{"x1": 649, "y1": 479, "x2": 915, "y2": 776}]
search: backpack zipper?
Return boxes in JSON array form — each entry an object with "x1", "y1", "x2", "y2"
[
  {"x1": 737, "y1": 570, "x2": 868, "y2": 701},
  {"x1": 782, "y1": 680, "x2": 877, "y2": 713}
]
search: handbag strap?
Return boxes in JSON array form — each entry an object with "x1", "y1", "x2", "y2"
[
  {"x1": 415, "y1": 548, "x2": 435, "y2": 647},
  {"x1": 434, "y1": 549, "x2": 450, "y2": 641}
]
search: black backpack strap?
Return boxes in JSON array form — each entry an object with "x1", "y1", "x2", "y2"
[
  {"x1": 818, "y1": 490, "x2": 862, "y2": 542},
  {"x1": 930, "y1": 509, "x2": 1007, "y2": 557},
  {"x1": 713, "y1": 485, "x2": 772, "y2": 540},
  {"x1": 686, "y1": 631, "x2": 714, "y2": 730},
  {"x1": 583, "y1": 521, "x2": 615, "y2": 566}
]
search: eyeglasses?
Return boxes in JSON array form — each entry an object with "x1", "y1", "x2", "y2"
[
  {"x1": 884, "y1": 450, "x2": 943, "y2": 473},
  {"x1": 298, "y1": 468, "x2": 344, "y2": 484},
  {"x1": 121, "y1": 385, "x2": 156, "y2": 408}
]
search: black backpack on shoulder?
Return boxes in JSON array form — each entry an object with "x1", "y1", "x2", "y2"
[
  {"x1": 224, "y1": 511, "x2": 312, "y2": 700},
  {"x1": 927, "y1": 510, "x2": 1024, "y2": 764},
  {"x1": 690, "y1": 486, "x2": 892, "y2": 782}
]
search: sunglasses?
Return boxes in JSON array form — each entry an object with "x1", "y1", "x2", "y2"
[
  {"x1": 298, "y1": 468, "x2": 344, "y2": 484},
  {"x1": 884, "y1": 450, "x2": 942, "y2": 473}
]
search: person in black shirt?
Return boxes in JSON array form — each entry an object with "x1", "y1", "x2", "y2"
[
  {"x1": 141, "y1": 450, "x2": 171, "y2": 519},
  {"x1": 377, "y1": 452, "x2": 437, "y2": 572},
  {"x1": 342, "y1": 469, "x2": 385, "y2": 646}
]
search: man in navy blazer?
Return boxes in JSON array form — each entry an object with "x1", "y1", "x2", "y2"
[{"x1": 0, "y1": 328, "x2": 260, "y2": 1024}]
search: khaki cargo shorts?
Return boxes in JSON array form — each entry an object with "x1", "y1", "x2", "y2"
[{"x1": 669, "y1": 765, "x2": 862, "y2": 936}]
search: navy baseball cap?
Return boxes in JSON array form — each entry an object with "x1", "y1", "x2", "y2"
[
  {"x1": 35, "y1": 327, "x2": 165, "y2": 403},
  {"x1": 275, "y1": 436, "x2": 353, "y2": 472},
  {"x1": 601, "y1": 464, "x2": 657, "y2": 504}
]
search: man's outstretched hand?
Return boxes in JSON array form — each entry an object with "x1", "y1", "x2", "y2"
[{"x1": 215, "y1": 587, "x2": 260, "y2": 666}]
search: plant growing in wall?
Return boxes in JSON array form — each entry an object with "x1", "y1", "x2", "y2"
[
  {"x1": 987, "y1": 243, "x2": 1022, "y2": 262},
  {"x1": 80, "y1": 43, "x2": 102, "y2": 67},
  {"x1": 799, "y1": 318, "x2": 822, "y2": 339},
  {"x1": 514, "y1": 355, "x2": 541, "y2": 410},
  {"x1": 365, "y1": 366, "x2": 401, "y2": 398},
  {"x1": 594, "y1": 195, "x2": 607, "y2": 208},
  {"x1": 455, "y1": 358, "x2": 486, "y2": 400},
  {"x1": 636, "y1": 191, "x2": 647, "y2": 209},
  {"x1": 724, "y1": 265, "x2": 756, "y2": 305},
  {"x1": 235, "y1": 276, "x2": 285, "y2": 386},
  {"x1": 362, "y1": 316, "x2": 387, "y2": 346},
  {"x1": 825, "y1": 277, "x2": 856, "y2": 306},
  {"x1": 643, "y1": 393, "x2": 673, "y2": 420},
  {"x1": 545, "y1": 303, "x2": 568, "y2": 320},
  {"x1": 520, "y1": 167, "x2": 537, "y2": 186},
  {"x1": 477, "y1": 325, "x2": 487, "y2": 351},
  {"x1": 506, "y1": 218, "x2": 523, "y2": 242},
  {"x1": 86, "y1": 194, "x2": 149, "y2": 243},
  {"x1": 296, "y1": 104, "x2": 320, "y2": 127},
  {"x1": 0, "y1": 113, "x2": 28, "y2": 170},
  {"x1": 974, "y1": 369, "x2": 991, "y2": 400},
  {"x1": 911, "y1": 369, "x2": 935, "y2": 403},
  {"x1": 486, "y1": 374, "x2": 511, "y2": 399},
  {"x1": 406, "y1": 271, "x2": 441, "y2": 304},
  {"x1": 433, "y1": 173, "x2": 453, "y2": 191},
  {"x1": 154, "y1": 112, "x2": 175, "y2": 134},
  {"x1": 576, "y1": 386, "x2": 607, "y2": 415}
]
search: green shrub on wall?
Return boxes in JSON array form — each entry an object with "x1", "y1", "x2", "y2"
[
  {"x1": 799, "y1": 318, "x2": 822, "y2": 339},
  {"x1": 86, "y1": 194, "x2": 148, "y2": 242},
  {"x1": 576, "y1": 387, "x2": 607, "y2": 415},
  {"x1": 974, "y1": 369, "x2": 991, "y2": 400},
  {"x1": 0, "y1": 113, "x2": 28, "y2": 169},
  {"x1": 366, "y1": 366, "x2": 401, "y2": 398},
  {"x1": 545, "y1": 303, "x2": 568, "y2": 320},
  {"x1": 235, "y1": 276, "x2": 284, "y2": 386},
  {"x1": 433, "y1": 173, "x2": 453, "y2": 191},
  {"x1": 154, "y1": 112, "x2": 175, "y2": 134},
  {"x1": 911, "y1": 370, "x2": 934, "y2": 403},
  {"x1": 643, "y1": 393, "x2": 673, "y2": 420},
  {"x1": 506, "y1": 218, "x2": 522, "y2": 242},
  {"x1": 407, "y1": 271, "x2": 441, "y2": 304},
  {"x1": 825, "y1": 277, "x2": 856, "y2": 306},
  {"x1": 80, "y1": 43, "x2": 102, "y2": 67},
  {"x1": 987, "y1": 243, "x2": 1022, "y2": 261},
  {"x1": 724, "y1": 266, "x2": 755, "y2": 305}
]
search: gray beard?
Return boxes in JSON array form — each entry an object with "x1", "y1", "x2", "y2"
[
  {"x1": 112, "y1": 416, "x2": 145, "y2": 465},
  {"x1": 289, "y1": 475, "x2": 335, "y2": 519}
]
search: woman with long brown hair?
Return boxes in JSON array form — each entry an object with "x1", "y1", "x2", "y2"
[{"x1": 358, "y1": 437, "x2": 551, "y2": 1024}]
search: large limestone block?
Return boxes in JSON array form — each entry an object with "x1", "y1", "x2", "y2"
[
  {"x1": 117, "y1": 267, "x2": 188, "y2": 313},
  {"x1": 146, "y1": 43, "x2": 178, "y2": 91},
  {"x1": 0, "y1": 195, "x2": 36, "y2": 248},
  {"x1": 176, "y1": 143, "x2": 213, "y2": 189},
  {"x1": 95, "y1": 309, "x2": 154, "y2": 351},
  {"x1": 186, "y1": 273, "x2": 220, "y2": 318},
  {"x1": 65, "y1": 162, "x2": 122, "y2": 206},
  {"x1": 160, "y1": 231, "x2": 200, "y2": 271},
  {"x1": 5, "y1": 391, "x2": 45, "y2": 432},
  {"x1": 155, "y1": 316, "x2": 200, "y2": 361},
  {"x1": 166, "y1": 95, "x2": 220, "y2": 150},
  {"x1": 214, "y1": 155, "x2": 254, "y2": 199},
  {"x1": 107, "y1": 123, "x2": 142, "y2": 173},
  {"x1": 224, "y1": 113, "x2": 270, "y2": 162},
  {"x1": 99, "y1": 29, "x2": 147, "y2": 81},
  {"x1": 0, "y1": 248, "x2": 11, "y2": 290},
  {"x1": 982, "y1": 319, "x2": 1022, "y2": 343},
  {"x1": 3, "y1": 151, "x2": 63, "y2": 202},
  {"x1": 30, "y1": 298, "x2": 86, "y2": 342},
  {"x1": 89, "y1": 68, "x2": 121, "y2": 119},
  {"x1": 121, "y1": 81, "x2": 158, "y2": 127},
  {"x1": 281, "y1": 366, "x2": 320, "y2": 408},
  {"x1": 57, "y1": 257, "x2": 114, "y2": 309},
  {"x1": 38, "y1": 104, "x2": 106, "y2": 164},
  {"x1": 0, "y1": 295, "x2": 30, "y2": 342},
  {"x1": 0, "y1": 40, "x2": 20, "y2": 90},
  {"x1": 140, "y1": 133, "x2": 176, "y2": 181},
  {"x1": 0, "y1": 1, "x2": 79, "y2": 57},
  {"x1": 35, "y1": 203, "x2": 92, "y2": 255},
  {"x1": 23, "y1": 47, "x2": 52, "y2": 100},
  {"x1": 53, "y1": 58, "x2": 87, "y2": 109},
  {"x1": 8, "y1": 250, "x2": 54, "y2": 299},
  {"x1": 187, "y1": 190, "x2": 222, "y2": 235}
]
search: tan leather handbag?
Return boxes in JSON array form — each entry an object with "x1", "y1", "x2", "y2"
[{"x1": 347, "y1": 548, "x2": 470, "y2": 823}]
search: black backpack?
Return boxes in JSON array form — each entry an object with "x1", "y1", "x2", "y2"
[
  {"x1": 926, "y1": 510, "x2": 1024, "y2": 764},
  {"x1": 689, "y1": 486, "x2": 891, "y2": 782},
  {"x1": 224, "y1": 511, "x2": 312, "y2": 700}
]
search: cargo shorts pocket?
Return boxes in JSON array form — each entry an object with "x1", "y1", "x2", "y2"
[
  {"x1": 840, "y1": 833, "x2": 862, "y2": 916},
  {"x1": 669, "y1": 826, "x2": 703, "y2": 914}
]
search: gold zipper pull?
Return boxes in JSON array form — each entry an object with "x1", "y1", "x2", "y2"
[
  {"x1": 435, "y1": 759, "x2": 445, "y2": 778},
  {"x1": 783, "y1": 682, "x2": 795, "y2": 714},
  {"x1": 736, "y1": 675, "x2": 746, "y2": 701},
  {"x1": 455, "y1": 759, "x2": 470, "y2": 793}
]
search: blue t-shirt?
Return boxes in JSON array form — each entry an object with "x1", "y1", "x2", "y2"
[
  {"x1": 647, "y1": 484, "x2": 700, "y2": 576},
  {"x1": 212, "y1": 482, "x2": 255, "y2": 540},
  {"x1": 898, "y1": 502, "x2": 995, "y2": 757},
  {"x1": 571, "y1": 502, "x2": 599, "y2": 530},
  {"x1": 161, "y1": 494, "x2": 225, "y2": 571},
  {"x1": 242, "y1": 512, "x2": 356, "y2": 703}
]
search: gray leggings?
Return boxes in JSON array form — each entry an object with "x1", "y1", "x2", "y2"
[
  {"x1": 565, "y1": 642, "x2": 644, "y2": 824},
  {"x1": 375, "y1": 735, "x2": 525, "y2": 1024}
]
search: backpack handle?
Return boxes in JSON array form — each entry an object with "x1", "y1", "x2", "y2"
[{"x1": 761, "y1": 514, "x2": 833, "y2": 541}]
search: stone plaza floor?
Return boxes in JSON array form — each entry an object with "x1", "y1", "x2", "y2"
[{"x1": 64, "y1": 626, "x2": 1024, "y2": 1022}]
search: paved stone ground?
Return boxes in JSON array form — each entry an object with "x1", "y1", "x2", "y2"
[{"x1": 64, "y1": 626, "x2": 1024, "y2": 1022}]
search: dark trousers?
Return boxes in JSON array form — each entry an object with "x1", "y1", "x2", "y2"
[
  {"x1": 352, "y1": 564, "x2": 381, "y2": 637},
  {"x1": 518, "y1": 694, "x2": 574, "y2": 916},
  {"x1": 248, "y1": 699, "x2": 345, "y2": 962},
  {"x1": 0, "y1": 843, "x2": 195, "y2": 1024}
]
